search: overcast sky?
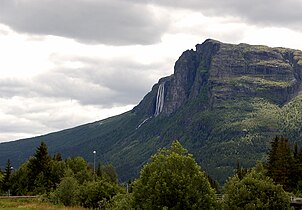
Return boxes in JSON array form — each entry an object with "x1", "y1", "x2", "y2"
[{"x1": 1, "y1": 0, "x2": 302, "y2": 142}]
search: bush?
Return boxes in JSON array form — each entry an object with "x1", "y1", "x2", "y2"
[
  {"x1": 54, "y1": 176, "x2": 79, "y2": 206},
  {"x1": 78, "y1": 180, "x2": 122, "y2": 209}
]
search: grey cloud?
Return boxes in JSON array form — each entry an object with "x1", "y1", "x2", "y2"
[
  {"x1": 40, "y1": 58, "x2": 164, "y2": 106},
  {"x1": 0, "y1": 78, "x2": 33, "y2": 98},
  {"x1": 130, "y1": 0, "x2": 302, "y2": 31},
  {"x1": 0, "y1": 119, "x2": 43, "y2": 134},
  {"x1": 0, "y1": 96, "x2": 101, "y2": 142},
  {"x1": 0, "y1": 58, "x2": 166, "y2": 107},
  {"x1": 0, "y1": 0, "x2": 168, "y2": 45}
]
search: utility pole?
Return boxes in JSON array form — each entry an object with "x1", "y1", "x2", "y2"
[{"x1": 93, "y1": 150, "x2": 96, "y2": 175}]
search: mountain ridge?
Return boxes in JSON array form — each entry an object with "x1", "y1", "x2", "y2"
[{"x1": 1, "y1": 39, "x2": 302, "y2": 183}]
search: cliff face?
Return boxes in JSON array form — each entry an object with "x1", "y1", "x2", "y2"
[
  {"x1": 2, "y1": 39, "x2": 302, "y2": 184},
  {"x1": 134, "y1": 39, "x2": 302, "y2": 117}
]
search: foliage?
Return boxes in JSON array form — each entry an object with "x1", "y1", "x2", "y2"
[
  {"x1": 109, "y1": 193, "x2": 134, "y2": 210},
  {"x1": 65, "y1": 157, "x2": 94, "y2": 184},
  {"x1": 10, "y1": 161, "x2": 31, "y2": 195},
  {"x1": 132, "y1": 140, "x2": 217, "y2": 210},
  {"x1": 266, "y1": 136, "x2": 295, "y2": 191},
  {"x1": 65, "y1": 157, "x2": 87, "y2": 175},
  {"x1": 266, "y1": 136, "x2": 302, "y2": 192},
  {"x1": 78, "y1": 180, "x2": 122, "y2": 209},
  {"x1": 96, "y1": 163, "x2": 118, "y2": 183},
  {"x1": 279, "y1": 94, "x2": 302, "y2": 142},
  {"x1": 48, "y1": 158, "x2": 67, "y2": 189},
  {"x1": 53, "y1": 176, "x2": 79, "y2": 206},
  {"x1": 3, "y1": 141, "x2": 128, "y2": 209},
  {"x1": 0, "y1": 159, "x2": 13, "y2": 193},
  {"x1": 27, "y1": 142, "x2": 52, "y2": 194},
  {"x1": 0, "y1": 169, "x2": 3, "y2": 184},
  {"x1": 224, "y1": 163, "x2": 291, "y2": 209},
  {"x1": 7, "y1": 142, "x2": 97, "y2": 197}
]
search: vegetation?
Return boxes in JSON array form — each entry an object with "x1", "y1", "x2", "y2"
[
  {"x1": 0, "y1": 197, "x2": 85, "y2": 210},
  {"x1": 2, "y1": 139, "x2": 301, "y2": 209},
  {"x1": 132, "y1": 141, "x2": 217, "y2": 209},
  {"x1": 1, "y1": 142, "x2": 124, "y2": 209},
  {"x1": 266, "y1": 135, "x2": 302, "y2": 193},
  {"x1": 224, "y1": 163, "x2": 291, "y2": 209},
  {"x1": 1, "y1": 159, "x2": 13, "y2": 194}
]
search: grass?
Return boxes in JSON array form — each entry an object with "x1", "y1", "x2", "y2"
[
  {"x1": 231, "y1": 76, "x2": 292, "y2": 88},
  {"x1": 0, "y1": 197, "x2": 84, "y2": 210}
]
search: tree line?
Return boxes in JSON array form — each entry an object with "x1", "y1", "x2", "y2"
[
  {"x1": 266, "y1": 135, "x2": 302, "y2": 193},
  {"x1": 0, "y1": 139, "x2": 296, "y2": 209}
]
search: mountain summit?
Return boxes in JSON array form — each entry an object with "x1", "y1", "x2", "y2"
[{"x1": 1, "y1": 39, "x2": 302, "y2": 183}]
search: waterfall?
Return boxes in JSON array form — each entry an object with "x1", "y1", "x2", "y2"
[{"x1": 154, "y1": 83, "x2": 165, "y2": 116}]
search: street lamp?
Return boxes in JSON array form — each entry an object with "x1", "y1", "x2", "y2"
[{"x1": 93, "y1": 150, "x2": 96, "y2": 174}]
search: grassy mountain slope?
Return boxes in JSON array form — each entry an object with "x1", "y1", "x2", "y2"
[{"x1": 1, "y1": 39, "x2": 302, "y2": 184}]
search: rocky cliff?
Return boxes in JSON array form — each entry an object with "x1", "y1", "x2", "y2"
[
  {"x1": 1, "y1": 39, "x2": 302, "y2": 184},
  {"x1": 135, "y1": 39, "x2": 302, "y2": 117}
]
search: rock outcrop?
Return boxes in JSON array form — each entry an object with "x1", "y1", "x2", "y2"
[{"x1": 134, "y1": 39, "x2": 302, "y2": 116}]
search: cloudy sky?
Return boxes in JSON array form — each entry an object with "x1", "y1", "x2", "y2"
[{"x1": 1, "y1": 0, "x2": 302, "y2": 142}]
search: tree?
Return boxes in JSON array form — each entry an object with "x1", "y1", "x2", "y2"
[
  {"x1": 78, "y1": 180, "x2": 122, "y2": 209},
  {"x1": 1, "y1": 159, "x2": 13, "y2": 193},
  {"x1": 295, "y1": 146, "x2": 302, "y2": 192},
  {"x1": 132, "y1": 140, "x2": 217, "y2": 209},
  {"x1": 10, "y1": 161, "x2": 31, "y2": 195},
  {"x1": 49, "y1": 159, "x2": 67, "y2": 189},
  {"x1": 65, "y1": 157, "x2": 87, "y2": 174},
  {"x1": 65, "y1": 157, "x2": 93, "y2": 184},
  {"x1": 236, "y1": 160, "x2": 250, "y2": 180},
  {"x1": 224, "y1": 163, "x2": 291, "y2": 209},
  {"x1": 0, "y1": 169, "x2": 3, "y2": 183},
  {"x1": 27, "y1": 142, "x2": 52, "y2": 194},
  {"x1": 54, "y1": 176, "x2": 79, "y2": 206},
  {"x1": 266, "y1": 136, "x2": 295, "y2": 191},
  {"x1": 110, "y1": 193, "x2": 134, "y2": 210},
  {"x1": 97, "y1": 163, "x2": 118, "y2": 183}
]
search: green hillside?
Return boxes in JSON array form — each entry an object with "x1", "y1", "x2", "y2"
[{"x1": 1, "y1": 39, "x2": 302, "y2": 184}]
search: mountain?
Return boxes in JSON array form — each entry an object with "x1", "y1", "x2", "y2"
[{"x1": 1, "y1": 39, "x2": 302, "y2": 184}]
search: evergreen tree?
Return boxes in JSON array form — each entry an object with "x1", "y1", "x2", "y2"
[
  {"x1": 236, "y1": 160, "x2": 249, "y2": 180},
  {"x1": 0, "y1": 168, "x2": 3, "y2": 182},
  {"x1": 294, "y1": 146, "x2": 302, "y2": 191},
  {"x1": 1, "y1": 159, "x2": 13, "y2": 192},
  {"x1": 53, "y1": 153, "x2": 62, "y2": 161},
  {"x1": 266, "y1": 136, "x2": 295, "y2": 191},
  {"x1": 27, "y1": 141, "x2": 52, "y2": 193},
  {"x1": 294, "y1": 143, "x2": 299, "y2": 158}
]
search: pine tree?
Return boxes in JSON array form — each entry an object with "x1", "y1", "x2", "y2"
[
  {"x1": 27, "y1": 142, "x2": 52, "y2": 193},
  {"x1": 1, "y1": 159, "x2": 13, "y2": 192},
  {"x1": 294, "y1": 146, "x2": 302, "y2": 189},
  {"x1": 267, "y1": 136, "x2": 295, "y2": 191}
]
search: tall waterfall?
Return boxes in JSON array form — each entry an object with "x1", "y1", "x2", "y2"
[{"x1": 154, "y1": 83, "x2": 165, "y2": 116}]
